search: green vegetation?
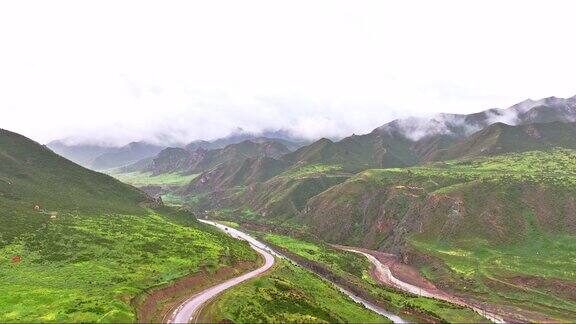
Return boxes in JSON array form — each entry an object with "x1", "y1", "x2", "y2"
[
  {"x1": 110, "y1": 171, "x2": 198, "y2": 187},
  {"x1": 0, "y1": 211, "x2": 257, "y2": 322},
  {"x1": 201, "y1": 260, "x2": 390, "y2": 323},
  {"x1": 202, "y1": 148, "x2": 576, "y2": 321},
  {"x1": 159, "y1": 193, "x2": 203, "y2": 207},
  {"x1": 410, "y1": 233, "x2": 576, "y2": 321},
  {"x1": 380, "y1": 149, "x2": 576, "y2": 189},
  {"x1": 0, "y1": 129, "x2": 257, "y2": 321},
  {"x1": 261, "y1": 233, "x2": 485, "y2": 323},
  {"x1": 278, "y1": 163, "x2": 343, "y2": 179},
  {"x1": 264, "y1": 234, "x2": 370, "y2": 279},
  {"x1": 216, "y1": 220, "x2": 240, "y2": 228},
  {"x1": 352, "y1": 150, "x2": 576, "y2": 321}
]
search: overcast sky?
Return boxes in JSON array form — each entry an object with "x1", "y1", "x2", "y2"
[{"x1": 1, "y1": 0, "x2": 575, "y2": 146}]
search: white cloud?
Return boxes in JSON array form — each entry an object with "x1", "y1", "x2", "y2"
[{"x1": 0, "y1": 0, "x2": 575, "y2": 145}]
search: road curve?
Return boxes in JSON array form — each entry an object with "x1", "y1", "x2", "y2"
[
  {"x1": 342, "y1": 247, "x2": 506, "y2": 323},
  {"x1": 167, "y1": 220, "x2": 275, "y2": 324}
]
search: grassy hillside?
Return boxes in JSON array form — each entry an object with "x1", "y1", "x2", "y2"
[
  {"x1": 296, "y1": 149, "x2": 576, "y2": 246},
  {"x1": 297, "y1": 149, "x2": 576, "y2": 321},
  {"x1": 235, "y1": 164, "x2": 350, "y2": 223},
  {"x1": 199, "y1": 149, "x2": 576, "y2": 321},
  {"x1": 430, "y1": 121, "x2": 576, "y2": 161},
  {"x1": 110, "y1": 170, "x2": 198, "y2": 187},
  {"x1": 198, "y1": 259, "x2": 390, "y2": 323},
  {"x1": 186, "y1": 156, "x2": 290, "y2": 194},
  {"x1": 0, "y1": 129, "x2": 257, "y2": 321},
  {"x1": 261, "y1": 233, "x2": 485, "y2": 323},
  {"x1": 282, "y1": 135, "x2": 421, "y2": 172},
  {"x1": 128, "y1": 140, "x2": 291, "y2": 177}
]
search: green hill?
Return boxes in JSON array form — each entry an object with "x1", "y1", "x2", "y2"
[
  {"x1": 298, "y1": 150, "x2": 576, "y2": 321},
  {"x1": 282, "y1": 96, "x2": 576, "y2": 173},
  {"x1": 202, "y1": 149, "x2": 576, "y2": 321},
  {"x1": 126, "y1": 140, "x2": 291, "y2": 177},
  {"x1": 187, "y1": 156, "x2": 291, "y2": 194},
  {"x1": 429, "y1": 121, "x2": 576, "y2": 161},
  {"x1": 0, "y1": 129, "x2": 257, "y2": 322}
]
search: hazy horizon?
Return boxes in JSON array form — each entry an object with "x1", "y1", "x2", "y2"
[{"x1": 2, "y1": 1, "x2": 576, "y2": 146}]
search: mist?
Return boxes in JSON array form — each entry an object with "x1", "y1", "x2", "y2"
[{"x1": 2, "y1": 1, "x2": 576, "y2": 146}]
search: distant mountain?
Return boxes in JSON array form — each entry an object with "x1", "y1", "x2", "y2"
[
  {"x1": 185, "y1": 96, "x2": 576, "y2": 196},
  {"x1": 47, "y1": 140, "x2": 165, "y2": 170},
  {"x1": 186, "y1": 156, "x2": 291, "y2": 194},
  {"x1": 184, "y1": 131, "x2": 309, "y2": 152},
  {"x1": 90, "y1": 142, "x2": 165, "y2": 170},
  {"x1": 46, "y1": 140, "x2": 114, "y2": 167},
  {"x1": 283, "y1": 95, "x2": 576, "y2": 172},
  {"x1": 196, "y1": 96, "x2": 576, "y2": 248},
  {"x1": 429, "y1": 121, "x2": 576, "y2": 161},
  {"x1": 129, "y1": 139, "x2": 292, "y2": 176}
]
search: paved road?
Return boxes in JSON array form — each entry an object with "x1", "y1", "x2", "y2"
[
  {"x1": 167, "y1": 220, "x2": 275, "y2": 323},
  {"x1": 167, "y1": 221, "x2": 407, "y2": 323}
]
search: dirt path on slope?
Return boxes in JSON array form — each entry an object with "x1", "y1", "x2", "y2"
[{"x1": 334, "y1": 245, "x2": 507, "y2": 323}]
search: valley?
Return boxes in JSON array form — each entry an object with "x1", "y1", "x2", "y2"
[
  {"x1": 0, "y1": 130, "x2": 259, "y2": 322},
  {"x1": 95, "y1": 95, "x2": 576, "y2": 322},
  {"x1": 3, "y1": 95, "x2": 576, "y2": 323},
  {"x1": 191, "y1": 221, "x2": 402, "y2": 324},
  {"x1": 4, "y1": 2, "x2": 576, "y2": 322}
]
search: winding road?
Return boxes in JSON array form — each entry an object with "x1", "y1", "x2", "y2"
[
  {"x1": 167, "y1": 220, "x2": 407, "y2": 323},
  {"x1": 167, "y1": 220, "x2": 275, "y2": 323}
]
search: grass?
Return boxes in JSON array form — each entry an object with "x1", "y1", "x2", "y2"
[
  {"x1": 200, "y1": 259, "x2": 390, "y2": 323},
  {"x1": 264, "y1": 234, "x2": 370, "y2": 279},
  {"x1": 0, "y1": 210, "x2": 258, "y2": 322},
  {"x1": 342, "y1": 150, "x2": 576, "y2": 320},
  {"x1": 278, "y1": 164, "x2": 343, "y2": 179},
  {"x1": 216, "y1": 220, "x2": 240, "y2": 228},
  {"x1": 260, "y1": 233, "x2": 486, "y2": 323},
  {"x1": 110, "y1": 171, "x2": 198, "y2": 187},
  {"x1": 396, "y1": 149, "x2": 576, "y2": 189},
  {"x1": 410, "y1": 233, "x2": 576, "y2": 321},
  {"x1": 202, "y1": 149, "x2": 576, "y2": 321},
  {"x1": 350, "y1": 149, "x2": 576, "y2": 196},
  {"x1": 0, "y1": 130, "x2": 257, "y2": 321}
]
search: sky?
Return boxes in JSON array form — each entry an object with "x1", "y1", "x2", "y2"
[{"x1": 1, "y1": 0, "x2": 575, "y2": 146}]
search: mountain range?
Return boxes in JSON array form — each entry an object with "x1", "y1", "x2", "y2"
[
  {"x1": 47, "y1": 130, "x2": 308, "y2": 171},
  {"x1": 164, "y1": 95, "x2": 576, "y2": 321},
  {"x1": 24, "y1": 94, "x2": 576, "y2": 321},
  {"x1": 0, "y1": 128, "x2": 261, "y2": 322},
  {"x1": 178, "y1": 96, "x2": 576, "y2": 197}
]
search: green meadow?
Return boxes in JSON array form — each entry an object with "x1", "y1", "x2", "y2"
[
  {"x1": 110, "y1": 171, "x2": 198, "y2": 187},
  {"x1": 410, "y1": 233, "x2": 576, "y2": 321},
  {"x1": 0, "y1": 210, "x2": 257, "y2": 322},
  {"x1": 261, "y1": 233, "x2": 485, "y2": 323},
  {"x1": 200, "y1": 259, "x2": 390, "y2": 323}
]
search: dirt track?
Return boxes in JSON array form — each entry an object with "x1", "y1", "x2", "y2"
[{"x1": 337, "y1": 245, "x2": 506, "y2": 323}]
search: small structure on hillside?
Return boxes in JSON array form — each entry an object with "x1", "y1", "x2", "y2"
[
  {"x1": 11, "y1": 255, "x2": 22, "y2": 263},
  {"x1": 49, "y1": 212, "x2": 58, "y2": 219},
  {"x1": 33, "y1": 205, "x2": 41, "y2": 211}
]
